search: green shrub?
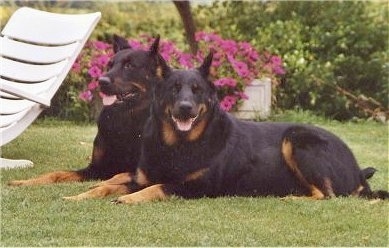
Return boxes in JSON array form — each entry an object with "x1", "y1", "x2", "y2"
[
  {"x1": 195, "y1": 1, "x2": 388, "y2": 120},
  {"x1": 2, "y1": 2, "x2": 387, "y2": 121}
]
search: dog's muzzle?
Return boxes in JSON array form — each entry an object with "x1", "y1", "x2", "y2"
[
  {"x1": 98, "y1": 76, "x2": 141, "y2": 106},
  {"x1": 170, "y1": 101, "x2": 200, "y2": 132}
]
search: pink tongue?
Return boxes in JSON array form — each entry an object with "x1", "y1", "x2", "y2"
[
  {"x1": 102, "y1": 94, "x2": 117, "y2": 106},
  {"x1": 176, "y1": 119, "x2": 193, "y2": 131}
]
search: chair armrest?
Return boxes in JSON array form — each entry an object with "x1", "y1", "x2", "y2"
[{"x1": 0, "y1": 82, "x2": 50, "y2": 107}]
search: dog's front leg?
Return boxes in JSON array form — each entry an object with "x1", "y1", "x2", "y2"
[
  {"x1": 112, "y1": 184, "x2": 171, "y2": 204},
  {"x1": 63, "y1": 184, "x2": 130, "y2": 201},
  {"x1": 89, "y1": 172, "x2": 133, "y2": 189}
]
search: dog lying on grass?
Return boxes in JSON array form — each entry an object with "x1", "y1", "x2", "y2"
[
  {"x1": 8, "y1": 35, "x2": 160, "y2": 190},
  {"x1": 111, "y1": 51, "x2": 388, "y2": 204}
]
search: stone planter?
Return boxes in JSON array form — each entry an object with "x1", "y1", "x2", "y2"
[{"x1": 233, "y1": 78, "x2": 271, "y2": 120}]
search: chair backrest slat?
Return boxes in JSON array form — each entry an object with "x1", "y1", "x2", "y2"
[
  {"x1": 1, "y1": 7, "x2": 101, "y2": 45},
  {"x1": 0, "y1": 37, "x2": 79, "y2": 64},
  {"x1": 0, "y1": 57, "x2": 67, "y2": 82},
  {"x1": 0, "y1": 78, "x2": 56, "y2": 99}
]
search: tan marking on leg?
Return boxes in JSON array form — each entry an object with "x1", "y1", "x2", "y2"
[
  {"x1": 281, "y1": 140, "x2": 311, "y2": 189},
  {"x1": 310, "y1": 185, "x2": 325, "y2": 200},
  {"x1": 114, "y1": 184, "x2": 167, "y2": 204},
  {"x1": 184, "y1": 168, "x2": 209, "y2": 182},
  {"x1": 90, "y1": 172, "x2": 133, "y2": 189},
  {"x1": 8, "y1": 171, "x2": 83, "y2": 186},
  {"x1": 63, "y1": 184, "x2": 129, "y2": 201},
  {"x1": 351, "y1": 185, "x2": 364, "y2": 197},
  {"x1": 162, "y1": 120, "x2": 177, "y2": 146},
  {"x1": 135, "y1": 168, "x2": 150, "y2": 187},
  {"x1": 281, "y1": 139, "x2": 326, "y2": 200}
]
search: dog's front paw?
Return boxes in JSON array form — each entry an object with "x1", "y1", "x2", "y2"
[
  {"x1": 62, "y1": 195, "x2": 82, "y2": 201},
  {"x1": 112, "y1": 184, "x2": 168, "y2": 204},
  {"x1": 111, "y1": 194, "x2": 138, "y2": 205},
  {"x1": 8, "y1": 180, "x2": 27, "y2": 186}
]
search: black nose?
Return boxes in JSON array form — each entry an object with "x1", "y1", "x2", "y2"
[
  {"x1": 179, "y1": 101, "x2": 193, "y2": 114},
  {"x1": 98, "y1": 76, "x2": 111, "y2": 87}
]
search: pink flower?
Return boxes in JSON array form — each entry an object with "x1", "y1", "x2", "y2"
[
  {"x1": 87, "y1": 81, "x2": 99, "y2": 90},
  {"x1": 179, "y1": 53, "x2": 194, "y2": 68},
  {"x1": 160, "y1": 51, "x2": 171, "y2": 61},
  {"x1": 272, "y1": 66, "x2": 286, "y2": 75},
  {"x1": 248, "y1": 50, "x2": 259, "y2": 61},
  {"x1": 88, "y1": 66, "x2": 102, "y2": 78},
  {"x1": 220, "y1": 98, "x2": 233, "y2": 112},
  {"x1": 93, "y1": 41, "x2": 110, "y2": 50},
  {"x1": 214, "y1": 78, "x2": 237, "y2": 88},
  {"x1": 224, "y1": 95, "x2": 237, "y2": 105},
  {"x1": 270, "y1": 56, "x2": 282, "y2": 65},
  {"x1": 220, "y1": 40, "x2": 238, "y2": 55},
  {"x1": 269, "y1": 56, "x2": 286, "y2": 75},
  {"x1": 72, "y1": 62, "x2": 81, "y2": 73},
  {"x1": 129, "y1": 40, "x2": 144, "y2": 50},
  {"x1": 195, "y1": 32, "x2": 222, "y2": 43},
  {"x1": 228, "y1": 55, "x2": 250, "y2": 78},
  {"x1": 79, "y1": 90, "x2": 93, "y2": 102},
  {"x1": 94, "y1": 55, "x2": 110, "y2": 67},
  {"x1": 160, "y1": 41, "x2": 177, "y2": 56},
  {"x1": 236, "y1": 91, "x2": 249, "y2": 100}
]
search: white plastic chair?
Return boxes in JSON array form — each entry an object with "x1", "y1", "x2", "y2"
[{"x1": 0, "y1": 7, "x2": 101, "y2": 169}]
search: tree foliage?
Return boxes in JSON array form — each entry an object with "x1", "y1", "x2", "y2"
[{"x1": 195, "y1": 1, "x2": 388, "y2": 120}]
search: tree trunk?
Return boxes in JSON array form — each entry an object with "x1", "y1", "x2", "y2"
[{"x1": 173, "y1": 1, "x2": 198, "y2": 54}]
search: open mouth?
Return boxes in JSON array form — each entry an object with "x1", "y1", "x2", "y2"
[
  {"x1": 102, "y1": 91, "x2": 138, "y2": 106},
  {"x1": 171, "y1": 115, "x2": 199, "y2": 132}
]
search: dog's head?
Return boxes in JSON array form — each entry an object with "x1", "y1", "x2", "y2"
[
  {"x1": 154, "y1": 52, "x2": 219, "y2": 145},
  {"x1": 98, "y1": 34, "x2": 160, "y2": 109}
]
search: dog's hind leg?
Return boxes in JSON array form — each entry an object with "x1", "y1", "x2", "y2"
[
  {"x1": 281, "y1": 127, "x2": 337, "y2": 199},
  {"x1": 8, "y1": 171, "x2": 83, "y2": 186}
]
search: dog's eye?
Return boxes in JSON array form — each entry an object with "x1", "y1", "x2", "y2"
[
  {"x1": 174, "y1": 82, "x2": 182, "y2": 92},
  {"x1": 192, "y1": 84, "x2": 201, "y2": 94},
  {"x1": 124, "y1": 62, "x2": 133, "y2": 69}
]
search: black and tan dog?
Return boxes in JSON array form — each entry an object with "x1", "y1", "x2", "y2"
[
  {"x1": 111, "y1": 52, "x2": 388, "y2": 204},
  {"x1": 8, "y1": 35, "x2": 160, "y2": 191}
]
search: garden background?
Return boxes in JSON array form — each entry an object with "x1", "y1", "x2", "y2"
[
  {"x1": 1, "y1": 1, "x2": 387, "y2": 122},
  {"x1": 1, "y1": 1, "x2": 388, "y2": 247}
]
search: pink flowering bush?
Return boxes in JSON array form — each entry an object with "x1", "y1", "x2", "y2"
[
  {"x1": 71, "y1": 41, "x2": 113, "y2": 102},
  {"x1": 73, "y1": 32, "x2": 285, "y2": 112}
]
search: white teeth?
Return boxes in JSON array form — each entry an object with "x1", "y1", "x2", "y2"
[
  {"x1": 122, "y1": 92, "x2": 136, "y2": 99},
  {"x1": 172, "y1": 116, "x2": 198, "y2": 131}
]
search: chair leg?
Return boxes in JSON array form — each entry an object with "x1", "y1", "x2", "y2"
[{"x1": 0, "y1": 158, "x2": 34, "y2": 169}]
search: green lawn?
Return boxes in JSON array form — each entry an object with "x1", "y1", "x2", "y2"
[{"x1": 1, "y1": 114, "x2": 388, "y2": 246}]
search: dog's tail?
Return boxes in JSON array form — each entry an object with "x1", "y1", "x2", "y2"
[{"x1": 359, "y1": 167, "x2": 389, "y2": 200}]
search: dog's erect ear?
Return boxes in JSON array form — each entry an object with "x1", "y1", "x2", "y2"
[
  {"x1": 156, "y1": 54, "x2": 171, "y2": 79},
  {"x1": 197, "y1": 51, "x2": 214, "y2": 78},
  {"x1": 113, "y1": 34, "x2": 131, "y2": 53},
  {"x1": 149, "y1": 35, "x2": 160, "y2": 56}
]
